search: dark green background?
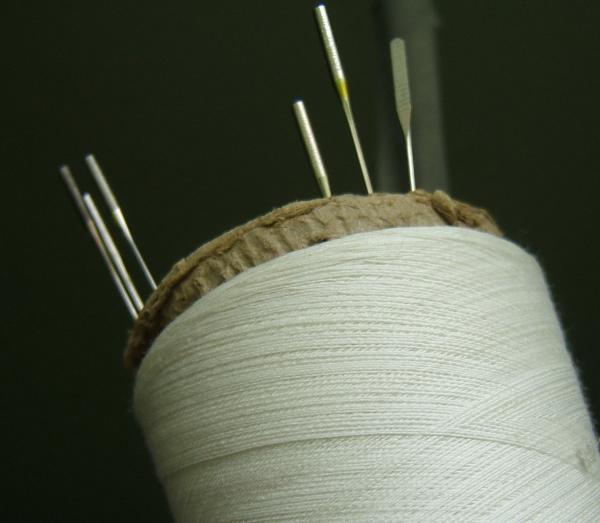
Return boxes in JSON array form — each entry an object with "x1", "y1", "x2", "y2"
[{"x1": 2, "y1": 1, "x2": 599, "y2": 520}]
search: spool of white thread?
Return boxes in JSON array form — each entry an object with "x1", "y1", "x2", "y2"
[{"x1": 134, "y1": 227, "x2": 600, "y2": 522}]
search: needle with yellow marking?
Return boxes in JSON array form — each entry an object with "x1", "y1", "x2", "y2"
[
  {"x1": 59, "y1": 165, "x2": 138, "y2": 319},
  {"x1": 82, "y1": 193, "x2": 144, "y2": 312},
  {"x1": 293, "y1": 100, "x2": 331, "y2": 198},
  {"x1": 390, "y1": 38, "x2": 416, "y2": 192},
  {"x1": 315, "y1": 4, "x2": 373, "y2": 194},
  {"x1": 85, "y1": 154, "x2": 157, "y2": 290}
]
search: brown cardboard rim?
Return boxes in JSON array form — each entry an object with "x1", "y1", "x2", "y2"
[{"x1": 125, "y1": 190, "x2": 502, "y2": 370}]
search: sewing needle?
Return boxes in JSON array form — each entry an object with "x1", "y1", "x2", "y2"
[
  {"x1": 293, "y1": 100, "x2": 332, "y2": 198},
  {"x1": 390, "y1": 38, "x2": 416, "y2": 192},
  {"x1": 85, "y1": 154, "x2": 157, "y2": 290},
  {"x1": 315, "y1": 4, "x2": 373, "y2": 195}
]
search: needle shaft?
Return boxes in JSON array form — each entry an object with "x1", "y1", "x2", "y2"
[{"x1": 83, "y1": 193, "x2": 144, "y2": 311}]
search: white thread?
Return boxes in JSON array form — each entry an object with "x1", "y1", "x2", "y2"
[{"x1": 134, "y1": 227, "x2": 600, "y2": 522}]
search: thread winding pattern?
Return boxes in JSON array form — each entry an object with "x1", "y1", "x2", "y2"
[{"x1": 135, "y1": 228, "x2": 600, "y2": 522}]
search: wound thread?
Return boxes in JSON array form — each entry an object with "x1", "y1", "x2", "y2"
[{"x1": 134, "y1": 227, "x2": 600, "y2": 522}]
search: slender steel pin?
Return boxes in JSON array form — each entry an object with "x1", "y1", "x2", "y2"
[
  {"x1": 84, "y1": 154, "x2": 157, "y2": 290},
  {"x1": 390, "y1": 38, "x2": 416, "y2": 192},
  {"x1": 82, "y1": 193, "x2": 144, "y2": 312},
  {"x1": 293, "y1": 100, "x2": 332, "y2": 198},
  {"x1": 315, "y1": 4, "x2": 373, "y2": 195},
  {"x1": 59, "y1": 165, "x2": 138, "y2": 319}
]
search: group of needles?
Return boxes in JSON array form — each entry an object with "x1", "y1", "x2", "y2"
[
  {"x1": 295, "y1": 6, "x2": 415, "y2": 197},
  {"x1": 60, "y1": 156, "x2": 156, "y2": 320},
  {"x1": 59, "y1": 4, "x2": 415, "y2": 320}
]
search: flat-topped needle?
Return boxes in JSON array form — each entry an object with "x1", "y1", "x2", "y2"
[{"x1": 293, "y1": 100, "x2": 332, "y2": 198}]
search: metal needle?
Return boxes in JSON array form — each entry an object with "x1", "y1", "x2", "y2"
[
  {"x1": 82, "y1": 193, "x2": 144, "y2": 312},
  {"x1": 59, "y1": 165, "x2": 138, "y2": 319},
  {"x1": 390, "y1": 38, "x2": 416, "y2": 192},
  {"x1": 293, "y1": 100, "x2": 332, "y2": 198},
  {"x1": 85, "y1": 154, "x2": 157, "y2": 290},
  {"x1": 315, "y1": 4, "x2": 373, "y2": 195}
]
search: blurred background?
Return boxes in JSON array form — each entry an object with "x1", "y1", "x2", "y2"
[{"x1": 2, "y1": 1, "x2": 599, "y2": 520}]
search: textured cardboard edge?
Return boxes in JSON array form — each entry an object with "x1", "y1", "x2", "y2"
[{"x1": 125, "y1": 191, "x2": 501, "y2": 370}]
